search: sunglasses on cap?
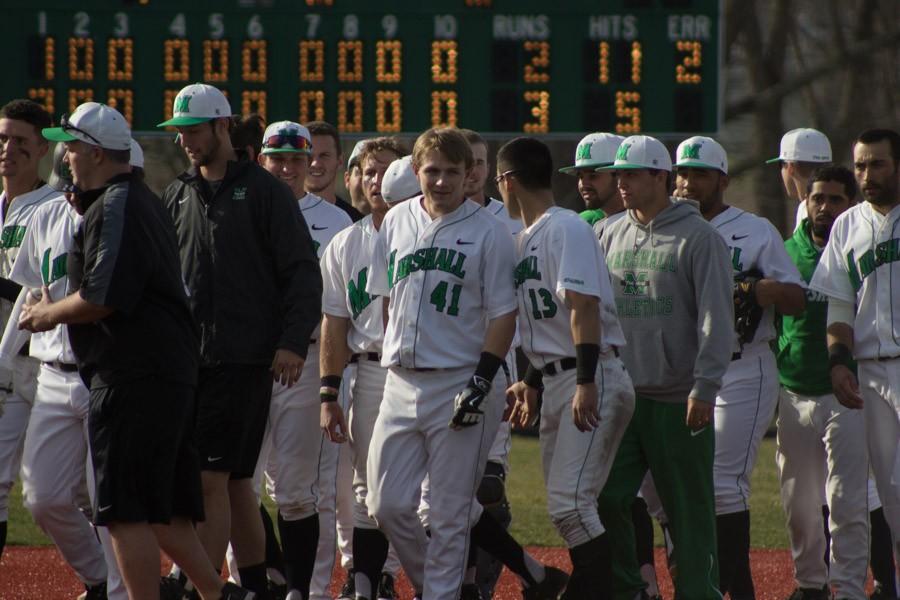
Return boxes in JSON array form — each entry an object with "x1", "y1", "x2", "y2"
[
  {"x1": 263, "y1": 133, "x2": 311, "y2": 151},
  {"x1": 61, "y1": 113, "x2": 102, "y2": 146}
]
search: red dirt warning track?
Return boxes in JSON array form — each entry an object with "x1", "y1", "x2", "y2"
[{"x1": 0, "y1": 546, "x2": 873, "y2": 599}]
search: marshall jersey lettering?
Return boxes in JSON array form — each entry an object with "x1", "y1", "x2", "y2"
[
  {"x1": 367, "y1": 197, "x2": 516, "y2": 369},
  {"x1": 710, "y1": 206, "x2": 805, "y2": 348},
  {"x1": 810, "y1": 202, "x2": 900, "y2": 360},
  {"x1": 514, "y1": 206, "x2": 625, "y2": 368},
  {"x1": 9, "y1": 195, "x2": 81, "y2": 363},
  {"x1": 321, "y1": 214, "x2": 386, "y2": 354}
]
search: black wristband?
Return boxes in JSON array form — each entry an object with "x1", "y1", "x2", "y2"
[
  {"x1": 827, "y1": 343, "x2": 853, "y2": 373},
  {"x1": 320, "y1": 374, "x2": 342, "y2": 390},
  {"x1": 473, "y1": 352, "x2": 504, "y2": 382},
  {"x1": 522, "y1": 364, "x2": 544, "y2": 390},
  {"x1": 575, "y1": 343, "x2": 600, "y2": 384},
  {"x1": 320, "y1": 390, "x2": 338, "y2": 403}
]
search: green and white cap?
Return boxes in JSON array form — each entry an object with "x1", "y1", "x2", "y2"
[
  {"x1": 130, "y1": 139, "x2": 144, "y2": 168},
  {"x1": 42, "y1": 102, "x2": 132, "y2": 150},
  {"x1": 261, "y1": 121, "x2": 312, "y2": 154},
  {"x1": 765, "y1": 128, "x2": 831, "y2": 164},
  {"x1": 347, "y1": 139, "x2": 368, "y2": 169},
  {"x1": 157, "y1": 83, "x2": 232, "y2": 127},
  {"x1": 559, "y1": 132, "x2": 625, "y2": 174},
  {"x1": 382, "y1": 155, "x2": 420, "y2": 204},
  {"x1": 675, "y1": 136, "x2": 728, "y2": 174},
  {"x1": 599, "y1": 135, "x2": 671, "y2": 172}
]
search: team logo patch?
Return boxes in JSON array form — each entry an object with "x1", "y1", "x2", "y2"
[
  {"x1": 174, "y1": 94, "x2": 192, "y2": 114},
  {"x1": 615, "y1": 143, "x2": 632, "y2": 161},
  {"x1": 576, "y1": 142, "x2": 593, "y2": 161},
  {"x1": 621, "y1": 271, "x2": 650, "y2": 295},
  {"x1": 233, "y1": 186, "x2": 247, "y2": 200},
  {"x1": 680, "y1": 143, "x2": 702, "y2": 160}
]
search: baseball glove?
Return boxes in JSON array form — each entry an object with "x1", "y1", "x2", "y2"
[{"x1": 733, "y1": 268, "x2": 764, "y2": 346}]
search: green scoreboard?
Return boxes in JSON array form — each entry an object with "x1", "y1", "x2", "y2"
[{"x1": 5, "y1": 0, "x2": 721, "y2": 134}]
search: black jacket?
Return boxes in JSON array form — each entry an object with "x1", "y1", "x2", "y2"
[{"x1": 161, "y1": 160, "x2": 321, "y2": 366}]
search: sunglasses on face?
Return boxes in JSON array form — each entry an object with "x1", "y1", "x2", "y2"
[
  {"x1": 494, "y1": 169, "x2": 518, "y2": 184},
  {"x1": 61, "y1": 114, "x2": 102, "y2": 146},
  {"x1": 263, "y1": 133, "x2": 311, "y2": 151}
]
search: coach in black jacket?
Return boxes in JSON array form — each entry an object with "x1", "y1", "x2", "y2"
[{"x1": 159, "y1": 83, "x2": 321, "y2": 599}]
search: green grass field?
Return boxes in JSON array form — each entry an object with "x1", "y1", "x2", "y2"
[{"x1": 7, "y1": 435, "x2": 788, "y2": 549}]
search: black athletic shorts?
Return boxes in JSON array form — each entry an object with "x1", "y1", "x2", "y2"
[
  {"x1": 195, "y1": 364, "x2": 272, "y2": 479},
  {"x1": 89, "y1": 379, "x2": 204, "y2": 526}
]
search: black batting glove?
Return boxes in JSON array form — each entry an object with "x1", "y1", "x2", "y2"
[{"x1": 449, "y1": 375, "x2": 492, "y2": 430}]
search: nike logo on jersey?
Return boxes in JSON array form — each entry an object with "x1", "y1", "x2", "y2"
[
  {"x1": 312, "y1": 224, "x2": 328, "y2": 230},
  {"x1": 178, "y1": 197, "x2": 190, "y2": 205},
  {"x1": 530, "y1": 245, "x2": 538, "y2": 251},
  {"x1": 207, "y1": 456, "x2": 223, "y2": 462},
  {"x1": 731, "y1": 234, "x2": 749, "y2": 241},
  {"x1": 456, "y1": 239, "x2": 474, "y2": 245},
  {"x1": 98, "y1": 504, "x2": 113, "y2": 512},
  {"x1": 690, "y1": 427, "x2": 708, "y2": 437}
]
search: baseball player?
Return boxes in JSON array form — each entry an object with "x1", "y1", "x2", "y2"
[
  {"x1": 256, "y1": 120, "x2": 352, "y2": 600},
  {"x1": 320, "y1": 140, "x2": 410, "y2": 600},
  {"x1": 775, "y1": 165, "x2": 869, "y2": 600},
  {"x1": 767, "y1": 129, "x2": 832, "y2": 230},
  {"x1": 674, "y1": 136, "x2": 807, "y2": 598},
  {"x1": 499, "y1": 136, "x2": 635, "y2": 599},
  {"x1": 596, "y1": 135, "x2": 735, "y2": 600},
  {"x1": 306, "y1": 121, "x2": 364, "y2": 221},
  {"x1": 810, "y1": 128, "x2": 900, "y2": 575},
  {"x1": 0, "y1": 99, "x2": 57, "y2": 561},
  {"x1": 558, "y1": 132, "x2": 625, "y2": 227},
  {"x1": 362, "y1": 127, "x2": 516, "y2": 600},
  {"x1": 160, "y1": 83, "x2": 322, "y2": 600}
]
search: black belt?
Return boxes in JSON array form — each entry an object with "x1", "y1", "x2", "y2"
[
  {"x1": 876, "y1": 355, "x2": 900, "y2": 361},
  {"x1": 43, "y1": 361, "x2": 78, "y2": 373},
  {"x1": 350, "y1": 352, "x2": 381, "y2": 363},
  {"x1": 731, "y1": 352, "x2": 742, "y2": 361},
  {"x1": 541, "y1": 347, "x2": 620, "y2": 376}
]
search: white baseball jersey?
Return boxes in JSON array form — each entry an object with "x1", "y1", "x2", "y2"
[
  {"x1": 711, "y1": 206, "x2": 805, "y2": 348},
  {"x1": 485, "y1": 197, "x2": 524, "y2": 236},
  {"x1": 809, "y1": 202, "x2": 900, "y2": 360},
  {"x1": 514, "y1": 206, "x2": 625, "y2": 367},
  {"x1": 320, "y1": 214, "x2": 384, "y2": 354},
  {"x1": 300, "y1": 193, "x2": 353, "y2": 258},
  {"x1": 9, "y1": 196, "x2": 80, "y2": 363},
  {"x1": 0, "y1": 185, "x2": 61, "y2": 327},
  {"x1": 367, "y1": 197, "x2": 517, "y2": 369}
]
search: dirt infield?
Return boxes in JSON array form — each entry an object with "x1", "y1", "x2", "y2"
[{"x1": 0, "y1": 545, "x2": 874, "y2": 599}]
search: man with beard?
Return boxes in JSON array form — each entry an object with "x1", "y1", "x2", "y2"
[
  {"x1": 306, "y1": 121, "x2": 364, "y2": 221},
  {"x1": 810, "y1": 128, "x2": 900, "y2": 582},
  {"x1": 158, "y1": 84, "x2": 322, "y2": 600},
  {"x1": 558, "y1": 132, "x2": 624, "y2": 227},
  {"x1": 775, "y1": 166, "x2": 869, "y2": 600},
  {"x1": 674, "y1": 136, "x2": 806, "y2": 599}
]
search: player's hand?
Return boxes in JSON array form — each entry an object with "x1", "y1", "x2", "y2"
[
  {"x1": 507, "y1": 381, "x2": 539, "y2": 429},
  {"x1": 271, "y1": 349, "x2": 305, "y2": 387},
  {"x1": 572, "y1": 383, "x2": 600, "y2": 432},
  {"x1": 685, "y1": 396, "x2": 713, "y2": 432},
  {"x1": 321, "y1": 401, "x2": 349, "y2": 443},
  {"x1": 18, "y1": 286, "x2": 54, "y2": 333},
  {"x1": 831, "y1": 365, "x2": 863, "y2": 409},
  {"x1": 449, "y1": 375, "x2": 491, "y2": 430}
]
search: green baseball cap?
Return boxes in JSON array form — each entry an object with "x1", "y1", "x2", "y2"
[{"x1": 675, "y1": 136, "x2": 728, "y2": 174}]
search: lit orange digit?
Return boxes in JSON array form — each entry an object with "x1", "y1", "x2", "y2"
[
  {"x1": 523, "y1": 91, "x2": 549, "y2": 133},
  {"x1": 431, "y1": 91, "x2": 458, "y2": 127},
  {"x1": 523, "y1": 41, "x2": 550, "y2": 84},
  {"x1": 675, "y1": 40, "x2": 702, "y2": 84},
  {"x1": 615, "y1": 91, "x2": 641, "y2": 134}
]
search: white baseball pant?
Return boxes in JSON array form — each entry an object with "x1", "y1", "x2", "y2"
[
  {"x1": 21, "y1": 364, "x2": 107, "y2": 588},
  {"x1": 0, "y1": 356, "x2": 38, "y2": 522},
  {"x1": 540, "y1": 355, "x2": 634, "y2": 548},
  {"x1": 857, "y1": 358, "x2": 900, "y2": 559},
  {"x1": 714, "y1": 345, "x2": 779, "y2": 515},
  {"x1": 775, "y1": 387, "x2": 869, "y2": 598},
  {"x1": 335, "y1": 435, "x2": 355, "y2": 572},
  {"x1": 367, "y1": 367, "x2": 504, "y2": 600}
]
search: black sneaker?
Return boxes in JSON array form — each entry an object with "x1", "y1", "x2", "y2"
[
  {"x1": 337, "y1": 570, "x2": 356, "y2": 600},
  {"x1": 159, "y1": 575, "x2": 187, "y2": 600},
  {"x1": 786, "y1": 586, "x2": 831, "y2": 600},
  {"x1": 460, "y1": 583, "x2": 483, "y2": 600},
  {"x1": 82, "y1": 582, "x2": 108, "y2": 600},
  {"x1": 220, "y1": 581, "x2": 256, "y2": 600},
  {"x1": 523, "y1": 566, "x2": 569, "y2": 600},
  {"x1": 267, "y1": 578, "x2": 287, "y2": 600},
  {"x1": 377, "y1": 573, "x2": 396, "y2": 600}
]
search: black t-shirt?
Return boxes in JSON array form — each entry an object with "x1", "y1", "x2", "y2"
[
  {"x1": 67, "y1": 173, "x2": 199, "y2": 388},
  {"x1": 335, "y1": 195, "x2": 363, "y2": 222}
]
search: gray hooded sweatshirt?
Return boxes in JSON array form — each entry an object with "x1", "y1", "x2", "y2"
[{"x1": 601, "y1": 198, "x2": 734, "y2": 404}]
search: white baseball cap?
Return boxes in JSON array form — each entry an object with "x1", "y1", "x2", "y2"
[
  {"x1": 157, "y1": 83, "x2": 232, "y2": 128},
  {"x1": 559, "y1": 132, "x2": 624, "y2": 174},
  {"x1": 261, "y1": 121, "x2": 312, "y2": 155},
  {"x1": 382, "y1": 156, "x2": 420, "y2": 204},
  {"x1": 766, "y1": 128, "x2": 832, "y2": 164},
  {"x1": 42, "y1": 102, "x2": 131, "y2": 151},
  {"x1": 347, "y1": 139, "x2": 368, "y2": 169},
  {"x1": 599, "y1": 135, "x2": 672, "y2": 172},
  {"x1": 674, "y1": 136, "x2": 728, "y2": 174},
  {"x1": 129, "y1": 139, "x2": 144, "y2": 168}
]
